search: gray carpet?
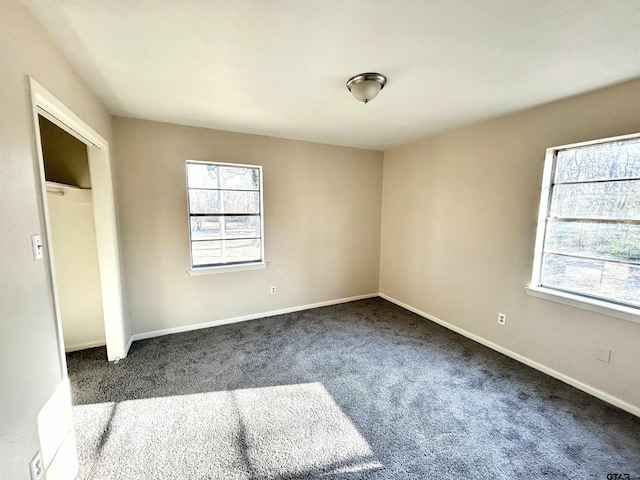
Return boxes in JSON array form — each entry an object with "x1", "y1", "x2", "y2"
[{"x1": 66, "y1": 298, "x2": 640, "y2": 479}]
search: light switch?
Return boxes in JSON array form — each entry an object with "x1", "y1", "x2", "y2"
[{"x1": 31, "y1": 235, "x2": 43, "y2": 260}]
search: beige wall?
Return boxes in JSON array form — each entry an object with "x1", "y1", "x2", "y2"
[
  {"x1": 113, "y1": 117, "x2": 383, "y2": 335},
  {"x1": 0, "y1": 0, "x2": 115, "y2": 477},
  {"x1": 48, "y1": 186, "x2": 105, "y2": 351},
  {"x1": 380, "y1": 78, "x2": 640, "y2": 409}
]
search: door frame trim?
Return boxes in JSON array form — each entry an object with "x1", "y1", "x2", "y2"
[{"x1": 29, "y1": 77, "x2": 128, "y2": 364}]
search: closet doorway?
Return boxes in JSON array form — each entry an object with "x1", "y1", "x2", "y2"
[
  {"x1": 31, "y1": 79, "x2": 127, "y2": 364},
  {"x1": 39, "y1": 115, "x2": 106, "y2": 353}
]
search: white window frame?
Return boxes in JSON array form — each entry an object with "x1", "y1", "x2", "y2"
[
  {"x1": 526, "y1": 132, "x2": 640, "y2": 325},
  {"x1": 185, "y1": 160, "x2": 266, "y2": 276}
]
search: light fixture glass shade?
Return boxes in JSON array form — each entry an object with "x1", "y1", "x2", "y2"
[
  {"x1": 349, "y1": 81, "x2": 382, "y2": 103},
  {"x1": 346, "y1": 73, "x2": 387, "y2": 104}
]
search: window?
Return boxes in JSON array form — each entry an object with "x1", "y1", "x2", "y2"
[
  {"x1": 530, "y1": 135, "x2": 640, "y2": 316},
  {"x1": 186, "y1": 161, "x2": 264, "y2": 269}
]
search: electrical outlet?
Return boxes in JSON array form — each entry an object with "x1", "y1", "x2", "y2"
[
  {"x1": 497, "y1": 313, "x2": 506, "y2": 325},
  {"x1": 270, "y1": 286, "x2": 277, "y2": 295},
  {"x1": 30, "y1": 451, "x2": 44, "y2": 480}
]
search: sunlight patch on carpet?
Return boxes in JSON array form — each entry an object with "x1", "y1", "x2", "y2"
[{"x1": 73, "y1": 382, "x2": 382, "y2": 479}]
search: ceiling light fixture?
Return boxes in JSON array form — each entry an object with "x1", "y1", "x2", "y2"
[{"x1": 346, "y1": 73, "x2": 387, "y2": 104}]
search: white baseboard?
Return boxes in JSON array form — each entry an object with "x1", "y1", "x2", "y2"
[
  {"x1": 125, "y1": 336, "x2": 134, "y2": 356},
  {"x1": 129, "y1": 293, "x2": 378, "y2": 343},
  {"x1": 379, "y1": 293, "x2": 640, "y2": 418},
  {"x1": 64, "y1": 340, "x2": 106, "y2": 353}
]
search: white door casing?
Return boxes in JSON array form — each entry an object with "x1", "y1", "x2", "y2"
[{"x1": 29, "y1": 77, "x2": 128, "y2": 364}]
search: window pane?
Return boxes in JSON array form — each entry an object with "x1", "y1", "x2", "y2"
[
  {"x1": 190, "y1": 216, "x2": 261, "y2": 241},
  {"x1": 555, "y1": 138, "x2": 640, "y2": 183},
  {"x1": 220, "y1": 166, "x2": 259, "y2": 190},
  {"x1": 188, "y1": 190, "x2": 260, "y2": 214},
  {"x1": 191, "y1": 239, "x2": 261, "y2": 266},
  {"x1": 545, "y1": 221, "x2": 640, "y2": 264},
  {"x1": 549, "y1": 180, "x2": 640, "y2": 220},
  {"x1": 187, "y1": 163, "x2": 259, "y2": 190},
  {"x1": 187, "y1": 163, "x2": 217, "y2": 188},
  {"x1": 540, "y1": 254, "x2": 640, "y2": 308}
]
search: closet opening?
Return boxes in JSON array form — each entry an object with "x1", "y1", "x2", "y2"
[
  {"x1": 31, "y1": 78, "x2": 127, "y2": 365},
  {"x1": 39, "y1": 115, "x2": 107, "y2": 354}
]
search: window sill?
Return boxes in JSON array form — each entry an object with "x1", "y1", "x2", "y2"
[
  {"x1": 188, "y1": 262, "x2": 268, "y2": 276},
  {"x1": 525, "y1": 286, "x2": 640, "y2": 325}
]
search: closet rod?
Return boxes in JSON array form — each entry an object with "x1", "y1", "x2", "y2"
[{"x1": 46, "y1": 188, "x2": 64, "y2": 197}]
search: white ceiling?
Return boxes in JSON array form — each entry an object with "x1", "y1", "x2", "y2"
[{"x1": 23, "y1": 0, "x2": 640, "y2": 150}]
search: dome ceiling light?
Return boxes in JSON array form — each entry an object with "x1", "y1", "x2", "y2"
[{"x1": 346, "y1": 73, "x2": 387, "y2": 104}]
